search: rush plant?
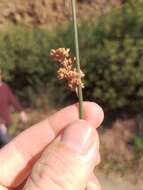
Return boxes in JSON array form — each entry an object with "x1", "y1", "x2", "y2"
[{"x1": 51, "y1": 0, "x2": 84, "y2": 119}]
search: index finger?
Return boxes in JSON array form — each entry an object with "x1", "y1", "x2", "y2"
[{"x1": 0, "y1": 102, "x2": 104, "y2": 188}]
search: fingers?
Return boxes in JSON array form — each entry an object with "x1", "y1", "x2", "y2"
[
  {"x1": 23, "y1": 120, "x2": 100, "y2": 190},
  {"x1": 49, "y1": 101, "x2": 104, "y2": 134},
  {"x1": 86, "y1": 174, "x2": 101, "y2": 190},
  {"x1": 0, "y1": 102, "x2": 104, "y2": 188},
  {"x1": 0, "y1": 185, "x2": 9, "y2": 190}
]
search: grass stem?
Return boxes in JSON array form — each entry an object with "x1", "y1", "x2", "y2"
[{"x1": 71, "y1": 0, "x2": 83, "y2": 119}]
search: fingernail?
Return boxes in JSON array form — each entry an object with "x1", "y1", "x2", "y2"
[{"x1": 62, "y1": 120, "x2": 98, "y2": 154}]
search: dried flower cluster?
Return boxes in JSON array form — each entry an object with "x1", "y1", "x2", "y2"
[{"x1": 50, "y1": 48, "x2": 84, "y2": 91}]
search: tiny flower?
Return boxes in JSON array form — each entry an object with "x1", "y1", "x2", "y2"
[
  {"x1": 63, "y1": 57, "x2": 74, "y2": 66},
  {"x1": 67, "y1": 70, "x2": 78, "y2": 79},
  {"x1": 68, "y1": 77, "x2": 84, "y2": 91},
  {"x1": 80, "y1": 70, "x2": 85, "y2": 78},
  {"x1": 50, "y1": 48, "x2": 70, "y2": 63},
  {"x1": 57, "y1": 68, "x2": 68, "y2": 80}
]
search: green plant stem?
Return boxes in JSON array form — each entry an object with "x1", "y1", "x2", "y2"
[{"x1": 71, "y1": 0, "x2": 83, "y2": 119}]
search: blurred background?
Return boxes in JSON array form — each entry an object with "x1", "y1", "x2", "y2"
[{"x1": 0, "y1": 0, "x2": 143, "y2": 189}]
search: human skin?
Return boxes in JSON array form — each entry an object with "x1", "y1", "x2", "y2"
[{"x1": 0, "y1": 101, "x2": 104, "y2": 190}]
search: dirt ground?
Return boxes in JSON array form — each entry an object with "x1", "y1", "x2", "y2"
[
  {"x1": 0, "y1": 0, "x2": 121, "y2": 28},
  {"x1": 97, "y1": 172, "x2": 143, "y2": 190}
]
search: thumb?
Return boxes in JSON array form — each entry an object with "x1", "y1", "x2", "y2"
[{"x1": 23, "y1": 120, "x2": 100, "y2": 190}]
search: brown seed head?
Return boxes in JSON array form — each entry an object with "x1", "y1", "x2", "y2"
[{"x1": 50, "y1": 48, "x2": 85, "y2": 91}]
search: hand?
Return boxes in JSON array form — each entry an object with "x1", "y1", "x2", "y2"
[
  {"x1": 20, "y1": 111, "x2": 28, "y2": 123},
  {"x1": 0, "y1": 102, "x2": 104, "y2": 190}
]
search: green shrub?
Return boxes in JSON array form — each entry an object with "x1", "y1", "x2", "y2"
[
  {"x1": 51, "y1": 0, "x2": 143, "y2": 113},
  {"x1": 1, "y1": 0, "x2": 143, "y2": 113},
  {"x1": 130, "y1": 135, "x2": 143, "y2": 153},
  {"x1": 0, "y1": 26, "x2": 53, "y2": 107},
  {"x1": 83, "y1": 0, "x2": 143, "y2": 113},
  {"x1": 0, "y1": 26, "x2": 74, "y2": 108}
]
